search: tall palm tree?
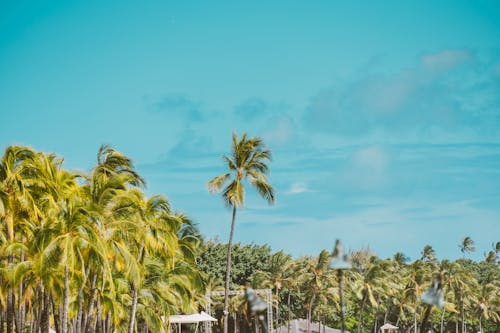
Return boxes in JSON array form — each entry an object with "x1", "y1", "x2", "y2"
[{"x1": 208, "y1": 132, "x2": 275, "y2": 333}]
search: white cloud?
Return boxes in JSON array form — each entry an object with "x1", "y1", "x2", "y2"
[{"x1": 286, "y1": 182, "x2": 313, "y2": 195}]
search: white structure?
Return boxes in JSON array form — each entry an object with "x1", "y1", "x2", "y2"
[
  {"x1": 379, "y1": 323, "x2": 399, "y2": 333},
  {"x1": 168, "y1": 312, "x2": 217, "y2": 333},
  {"x1": 274, "y1": 319, "x2": 348, "y2": 333}
]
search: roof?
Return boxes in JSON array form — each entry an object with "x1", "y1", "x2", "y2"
[
  {"x1": 379, "y1": 323, "x2": 399, "y2": 330},
  {"x1": 274, "y1": 319, "x2": 349, "y2": 333},
  {"x1": 169, "y1": 312, "x2": 217, "y2": 324}
]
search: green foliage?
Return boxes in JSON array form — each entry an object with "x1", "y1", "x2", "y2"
[
  {"x1": 197, "y1": 239, "x2": 273, "y2": 289},
  {"x1": 0, "y1": 145, "x2": 204, "y2": 333}
]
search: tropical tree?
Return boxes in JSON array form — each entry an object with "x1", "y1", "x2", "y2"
[
  {"x1": 0, "y1": 146, "x2": 39, "y2": 333},
  {"x1": 208, "y1": 132, "x2": 275, "y2": 333},
  {"x1": 460, "y1": 237, "x2": 476, "y2": 257},
  {"x1": 420, "y1": 245, "x2": 437, "y2": 262},
  {"x1": 475, "y1": 280, "x2": 500, "y2": 333},
  {"x1": 303, "y1": 250, "x2": 333, "y2": 333}
]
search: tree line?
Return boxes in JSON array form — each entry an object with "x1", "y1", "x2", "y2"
[{"x1": 198, "y1": 239, "x2": 499, "y2": 333}]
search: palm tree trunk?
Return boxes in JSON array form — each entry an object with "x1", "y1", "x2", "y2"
[
  {"x1": 419, "y1": 305, "x2": 432, "y2": 333},
  {"x1": 51, "y1": 294, "x2": 61, "y2": 333},
  {"x1": 7, "y1": 289, "x2": 15, "y2": 333},
  {"x1": 276, "y1": 288, "x2": 280, "y2": 326},
  {"x1": 41, "y1": 289, "x2": 50, "y2": 333},
  {"x1": 76, "y1": 266, "x2": 90, "y2": 333},
  {"x1": 84, "y1": 272, "x2": 98, "y2": 333},
  {"x1": 223, "y1": 206, "x2": 237, "y2": 333},
  {"x1": 128, "y1": 241, "x2": 145, "y2": 333},
  {"x1": 7, "y1": 256, "x2": 15, "y2": 333},
  {"x1": 414, "y1": 295, "x2": 417, "y2": 333},
  {"x1": 62, "y1": 266, "x2": 69, "y2": 333},
  {"x1": 128, "y1": 283, "x2": 139, "y2": 333},
  {"x1": 372, "y1": 297, "x2": 380, "y2": 333},
  {"x1": 95, "y1": 294, "x2": 102, "y2": 333},
  {"x1": 16, "y1": 246, "x2": 25, "y2": 333},
  {"x1": 1, "y1": 309, "x2": 4, "y2": 333},
  {"x1": 307, "y1": 293, "x2": 316, "y2": 333},
  {"x1": 287, "y1": 292, "x2": 291, "y2": 333},
  {"x1": 33, "y1": 284, "x2": 42, "y2": 333},
  {"x1": 358, "y1": 293, "x2": 367, "y2": 333},
  {"x1": 440, "y1": 308, "x2": 446, "y2": 333},
  {"x1": 338, "y1": 270, "x2": 346, "y2": 333},
  {"x1": 460, "y1": 299, "x2": 465, "y2": 333}
]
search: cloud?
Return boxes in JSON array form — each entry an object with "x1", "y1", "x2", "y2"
[
  {"x1": 145, "y1": 94, "x2": 204, "y2": 122},
  {"x1": 303, "y1": 48, "x2": 500, "y2": 142},
  {"x1": 234, "y1": 97, "x2": 268, "y2": 120},
  {"x1": 286, "y1": 182, "x2": 313, "y2": 195},
  {"x1": 421, "y1": 49, "x2": 473, "y2": 73},
  {"x1": 234, "y1": 97, "x2": 290, "y2": 121}
]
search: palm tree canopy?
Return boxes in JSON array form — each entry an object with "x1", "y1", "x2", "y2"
[
  {"x1": 460, "y1": 236, "x2": 476, "y2": 254},
  {"x1": 208, "y1": 132, "x2": 275, "y2": 208}
]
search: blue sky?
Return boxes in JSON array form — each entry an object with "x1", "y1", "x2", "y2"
[{"x1": 1, "y1": 1, "x2": 500, "y2": 260}]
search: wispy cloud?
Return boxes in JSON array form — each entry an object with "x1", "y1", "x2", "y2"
[
  {"x1": 421, "y1": 49, "x2": 473, "y2": 73},
  {"x1": 303, "y1": 48, "x2": 500, "y2": 142},
  {"x1": 286, "y1": 182, "x2": 313, "y2": 195},
  {"x1": 144, "y1": 94, "x2": 204, "y2": 122}
]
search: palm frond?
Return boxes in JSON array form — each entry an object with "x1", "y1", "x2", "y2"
[{"x1": 207, "y1": 173, "x2": 230, "y2": 193}]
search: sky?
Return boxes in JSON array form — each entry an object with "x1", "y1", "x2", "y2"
[{"x1": 1, "y1": 0, "x2": 500, "y2": 261}]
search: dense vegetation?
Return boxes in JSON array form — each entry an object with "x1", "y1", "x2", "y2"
[
  {"x1": 0, "y1": 146, "x2": 204, "y2": 333},
  {"x1": 199, "y1": 240, "x2": 500, "y2": 333}
]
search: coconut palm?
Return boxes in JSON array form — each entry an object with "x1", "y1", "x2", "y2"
[
  {"x1": 393, "y1": 252, "x2": 409, "y2": 266},
  {"x1": 208, "y1": 132, "x2": 275, "y2": 333},
  {"x1": 460, "y1": 237, "x2": 476, "y2": 257},
  {"x1": 421, "y1": 245, "x2": 437, "y2": 262},
  {"x1": 403, "y1": 260, "x2": 430, "y2": 333},
  {"x1": 353, "y1": 258, "x2": 391, "y2": 333},
  {"x1": 446, "y1": 261, "x2": 476, "y2": 333},
  {"x1": 303, "y1": 250, "x2": 332, "y2": 333},
  {"x1": 475, "y1": 280, "x2": 500, "y2": 333},
  {"x1": 0, "y1": 146, "x2": 39, "y2": 333}
]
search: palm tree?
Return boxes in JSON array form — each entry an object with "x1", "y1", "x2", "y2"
[
  {"x1": 421, "y1": 245, "x2": 437, "y2": 262},
  {"x1": 475, "y1": 281, "x2": 500, "y2": 333},
  {"x1": 208, "y1": 132, "x2": 275, "y2": 333},
  {"x1": 460, "y1": 237, "x2": 475, "y2": 257},
  {"x1": 393, "y1": 252, "x2": 409, "y2": 266},
  {"x1": 353, "y1": 258, "x2": 389, "y2": 333},
  {"x1": 303, "y1": 250, "x2": 332, "y2": 333},
  {"x1": 0, "y1": 146, "x2": 38, "y2": 333},
  {"x1": 404, "y1": 260, "x2": 430, "y2": 333}
]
